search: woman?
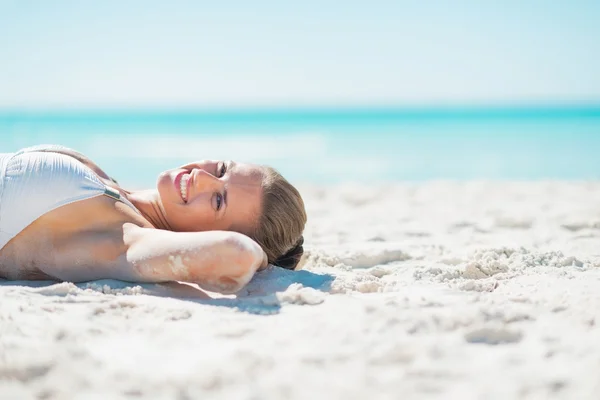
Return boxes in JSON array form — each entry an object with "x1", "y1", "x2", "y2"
[{"x1": 0, "y1": 145, "x2": 306, "y2": 294}]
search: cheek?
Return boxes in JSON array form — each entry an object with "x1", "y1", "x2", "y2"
[
  {"x1": 177, "y1": 204, "x2": 216, "y2": 232},
  {"x1": 230, "y1": 215, "x2": 259, "y2": 237}
]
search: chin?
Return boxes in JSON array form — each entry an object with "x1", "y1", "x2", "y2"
[{"x1": 156, "y1": 171, "x2": 172, "y2": 198}]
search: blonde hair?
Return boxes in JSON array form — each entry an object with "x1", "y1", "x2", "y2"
[{"x1": 252, "y1": 167, "x2": 307, "y2": 270}]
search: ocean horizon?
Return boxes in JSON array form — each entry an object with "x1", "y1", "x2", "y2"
[{"x1": 1, "y1": 105, "x2": 600, "y2": 187}]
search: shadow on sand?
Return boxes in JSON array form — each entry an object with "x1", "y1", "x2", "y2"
[{"x1": 0, "y1": 267, "x2": 335, "y2": 315}]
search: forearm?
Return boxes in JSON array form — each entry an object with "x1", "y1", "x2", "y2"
[{"x1": 123, "y1": 226, "x2": 266, "y2": 293}]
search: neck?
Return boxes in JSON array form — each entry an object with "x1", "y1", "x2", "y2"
[{"x1": 125, "y1": 189, "x2": 172, "y2": 230}]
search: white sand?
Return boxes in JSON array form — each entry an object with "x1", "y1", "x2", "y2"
[{"x1": 2, "y1": 181, "x2": 600, "y2": 399}]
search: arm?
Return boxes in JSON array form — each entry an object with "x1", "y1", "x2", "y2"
[{"x1": 122, "y1": 225, "x2": 267, "y2": 294}]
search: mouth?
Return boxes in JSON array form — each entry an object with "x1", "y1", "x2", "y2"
[{"x1": 174, "y1": 171, "x2": 191, "y2": 203}]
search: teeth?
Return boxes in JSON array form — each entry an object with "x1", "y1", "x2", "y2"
[{"x1": 180, "y1": 174, "x2": 189, "y2": 202}]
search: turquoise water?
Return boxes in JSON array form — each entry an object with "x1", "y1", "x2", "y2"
[{"x1": 1, "y1": 107, "x2": 600, "y2": 187}]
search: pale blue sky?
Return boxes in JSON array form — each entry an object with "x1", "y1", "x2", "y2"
[{"x1": 1, "y1": 0, "x2": 599, "y2": 108}]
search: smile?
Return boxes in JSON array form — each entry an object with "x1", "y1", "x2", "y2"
[{"x1": 175, "y1": 171, "x2": 190, "y2": 202}]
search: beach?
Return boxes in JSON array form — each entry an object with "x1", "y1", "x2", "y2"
[
  {"x1": 1, "y1": 181, "x2": 599, "y2": 399},
  {"x1": 3, "y1": 0, "x2": 600, "y2": 397}
]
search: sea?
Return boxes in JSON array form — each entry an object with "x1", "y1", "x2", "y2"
[{"x1": 1, "y1": 106, "x2": 599, "y2": 188}]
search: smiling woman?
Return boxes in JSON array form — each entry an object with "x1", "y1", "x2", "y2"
[
  {"x1": 0, "y1": 145, "x2": 307, "y2": 294},
  {"x1": 150, "y1": 160, "x2": 264, "y2": 234}
]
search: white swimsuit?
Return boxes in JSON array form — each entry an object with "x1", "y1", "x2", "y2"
[{"x1": 0, "y1": 145, "x2": 138, "y2": 251}]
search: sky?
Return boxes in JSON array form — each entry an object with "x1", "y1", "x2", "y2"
[{"x1": 1, "y1": 0, "x2": 599, "y2": 109}]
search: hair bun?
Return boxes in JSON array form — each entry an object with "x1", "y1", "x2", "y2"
[{"x1": 274, "y1": 236, "x2": 304, "y2": 270}]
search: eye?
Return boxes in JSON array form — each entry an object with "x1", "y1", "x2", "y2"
[
  {"x1": 217, "y1": 162, "x2": 226, "y2": 178},
  {"x1": 215, "y1": 193, "x2": 223, "y2": 211}
]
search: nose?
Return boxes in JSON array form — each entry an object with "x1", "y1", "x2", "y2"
[{"x1": 192, "y1": 168, "x2": 224, "y2": 193}]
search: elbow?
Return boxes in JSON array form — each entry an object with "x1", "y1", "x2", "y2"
[
  {"x1": 214, "y1": 232, "x2": 264, "y2": 294},
  {"x1": 213, "y1": 277, "x2": 247, "y2": 295},
  {"x1": 211, "y1": 266, "x2": 254, "y2": 295}
]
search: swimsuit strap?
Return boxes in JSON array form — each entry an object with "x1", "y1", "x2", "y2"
[{"x1": 103, "y1": 186, "x2": 140, "y2": 214}]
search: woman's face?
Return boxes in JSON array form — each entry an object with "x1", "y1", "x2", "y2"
[{"x1": 157, "y1": 160, "x2": 264, "y2": 235}]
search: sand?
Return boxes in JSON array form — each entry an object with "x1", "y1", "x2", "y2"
[{"x1": 2, "y1": 181, "x2": 600, "y2": 399}]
